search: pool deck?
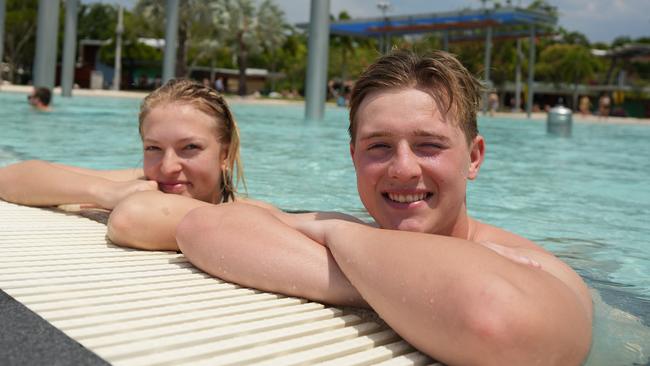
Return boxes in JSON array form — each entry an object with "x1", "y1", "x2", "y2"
[
  {"x1": 3, "y1": 83, "x2": 649, "y2": 126},
  {"x1": 0, "y1": 200, "x2": 436, "y2": 365}
]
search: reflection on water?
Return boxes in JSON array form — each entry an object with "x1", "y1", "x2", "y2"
[
  {"x1": 588, "y1": 291, "x2": 650, "y2": 365},
  {"x1": 1, "y1": 92, "x2": 650, "y2": 364}
]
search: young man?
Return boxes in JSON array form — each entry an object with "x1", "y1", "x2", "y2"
[
  {"x1": 27, "y1": 87, "x2": 52, "y2": 111},
  {"x1": 176, "y1": 50, "x2": 592, "y2": 365}
]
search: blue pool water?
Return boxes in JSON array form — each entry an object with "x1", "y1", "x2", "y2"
[{"x1": 1, "y1": 91, "x2": 649, "y2": 364}]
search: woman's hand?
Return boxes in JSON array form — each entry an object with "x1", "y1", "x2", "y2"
[{"x1": 96, "y1": 179, "x2": 158, "y2": 209}]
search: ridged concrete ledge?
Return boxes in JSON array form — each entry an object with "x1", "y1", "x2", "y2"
[{"x1": 0, "y1": 200, "x2": 436, "y2": 365}]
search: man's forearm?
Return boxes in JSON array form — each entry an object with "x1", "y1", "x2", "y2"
[
  {"x1": 324, "y1": 222, "x2": 592, "y2": 366},
  {"x1": 176, "y1": 203, "x2": 367, "y2": 307}
]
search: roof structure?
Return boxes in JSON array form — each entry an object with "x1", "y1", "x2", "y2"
[
  {"x1": 312, "y1": 6, "x2": 556, "y2": 39},
  {"x1": 597, "y1": 44, "x2": 650, "y2": 60}
]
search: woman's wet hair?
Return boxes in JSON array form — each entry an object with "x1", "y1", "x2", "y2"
[
  {"x1": 139, "y1": 78, "x2": 244, "y2": 202},
  {"x1": 348, "y1": 49, "x2": 484, "y2": 145}
]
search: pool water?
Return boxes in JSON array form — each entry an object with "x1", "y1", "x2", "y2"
[{"x1": 1, "y1": 91, "x2": 649, "y2": 364}]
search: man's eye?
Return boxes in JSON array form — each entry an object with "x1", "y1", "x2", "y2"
[
  {"x1": 144, "y1": 146, "x2": 160, "y2": 151},
  {"x1": 368, "y1": 143, "x2": 390, "y2": 150},
  {"x1": 419, "y1": 143, "x2": 443, "y2": 149}
]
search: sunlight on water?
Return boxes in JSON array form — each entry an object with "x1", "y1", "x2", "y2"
[{"x1": 1, "y1": 91, "x2": 649, "y2": 365}]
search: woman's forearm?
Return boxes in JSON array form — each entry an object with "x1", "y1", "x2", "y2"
[
  {"x1": 0, "y1": 160, "x2": 111, "y2": 206},
  {"x1": 0, "y1": 160, "x2": 155, "y2": 209}
]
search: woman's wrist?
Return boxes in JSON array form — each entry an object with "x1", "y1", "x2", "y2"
[{"x1": 89, "y1": 178, "x2": 115, "y2": 209}]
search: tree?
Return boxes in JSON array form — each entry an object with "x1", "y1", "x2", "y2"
[
  {"x1": 134, "y1": 0, "x2": 217, "y2": 77},
  {"x1": 78, "y1": 3, "x2": 117, "y2": 41},
  {"x1": 273, "y1": 30, "x2": 308, "y2": 95},
  {"x1": 329, "y1": 11, "x2": 354, "y2": 91},
  {"x1": 256, "y1": 0, "x2": 288, "y2": 92},
  {"x1": 3, "y1": 0, "x2": 38, "y2": 83},
  {"x1": 538, "y1": 44, "x2": 600, "y2": 109},
  {"x1": 211, "y1": 0, "x2": 287, "y2": 95}
]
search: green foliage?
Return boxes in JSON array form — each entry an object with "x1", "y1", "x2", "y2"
[
  {"x1": 273, "y1": 31, "x2": 308, "y2": 93},
  {"x1": 78, "y1": 3, "x2": 117, "y2": 40},
  {"x1": 537, "y1": 44, "x2": 600, "y2": 86},
  {"x1": 3, "y1": 0, "x2": 38, "y2": 82},
  {"x1": 211, "y1": 0, "x2": 288, "y2": 95},
  {"x1": 557, "y1": 28, "x2": 590, "y2": 47}
]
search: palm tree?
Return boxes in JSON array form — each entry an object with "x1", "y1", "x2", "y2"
[
  {"x1": 134, "y1": 0, "x2": 216, "y2": 77},
  {"x1": 214, "y1": 0, "x2": 287, "y2": 95}
]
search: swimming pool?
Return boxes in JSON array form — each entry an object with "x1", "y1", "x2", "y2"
[{"x1": 1, "y1": 90, "x2": 649, "y2": 364}]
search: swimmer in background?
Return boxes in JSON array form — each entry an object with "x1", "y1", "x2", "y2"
[{"x1": 27, "y1": 87, "x2": 53, "y2": 112}]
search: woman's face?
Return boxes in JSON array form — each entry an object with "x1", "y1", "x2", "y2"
[{"x1": 141, "y1": 102, "x2": 228, "y2": 203}]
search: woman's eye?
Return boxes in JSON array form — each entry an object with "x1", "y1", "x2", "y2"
[
  {"x1": 184, "y1": 143, "x2": 201, "y2": 150},
  {"x1": 144, "y1": 146, "x2": 160, "y2": 152}
]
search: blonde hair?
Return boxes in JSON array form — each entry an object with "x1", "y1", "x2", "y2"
[
  {"x1": 349, "y1": 49, "x2": 484, "y2": 145},
  {"x1": 139, "y1": 78, "x2": 244, "y2": 202}
]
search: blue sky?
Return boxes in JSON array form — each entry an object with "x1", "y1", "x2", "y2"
[{"x1": 85, "y1": 0, "x2": 649, "y2": 44}]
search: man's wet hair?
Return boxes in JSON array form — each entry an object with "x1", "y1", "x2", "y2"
[
  {"x1": 33, "y1": 87, "x2": 52, "y2": 106},
  {"x1": 348, "y1": 49, "x2": 484, "y2": 145}
]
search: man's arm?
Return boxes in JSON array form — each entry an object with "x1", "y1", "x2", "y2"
[
  {"x1": 175, "y1": 203, "x2": 367, "y2": 307},
  {"x1": 299, "y1": 220, "x2": 592, "y2": 366},
  {"x1": 0, "y1": 160, "x2": 153, "y2": 208}
]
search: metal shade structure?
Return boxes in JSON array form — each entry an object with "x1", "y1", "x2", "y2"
[
  {"x1": 326, "y1": 7, "x2": 555, "y2": 37},
  {"x1": 299, "y1": 6, "x2": 556, "y2": 118}
]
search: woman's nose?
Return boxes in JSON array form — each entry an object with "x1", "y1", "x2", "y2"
[
  {"x1": 388, "y1": 145, "x2": 421, "y2": 181},
  {"x1": 160, "y1": 150, "x2": 182, "y2": 175}
]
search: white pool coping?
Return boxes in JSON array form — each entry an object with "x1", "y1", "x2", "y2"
[{"x1": 0, "y1": 200, "x2": 437, "y2": 365}]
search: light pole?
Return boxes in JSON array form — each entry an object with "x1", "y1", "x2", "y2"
[
  {"x1": 113, "y1": 5, "x2": 123, "y2": 91},
  {"x1": 377, "y1": 1, "x2": 391, "y2": 54}
]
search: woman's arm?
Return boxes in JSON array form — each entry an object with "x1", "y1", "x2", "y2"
[
  {"x1": 298, "y1": 220, "x2": 592, "y2": 366},
  {"x1": 175, "y1": 203, "x2": 367, "y2": 307},
  {"x1": 0, "y1": 160, "x2": 156, "y2": 208},
  {"x1": 51, "y1": 162, "x2": 143, "y2": 181},
  {"x1": 107, "y1": 191, "x2": 212, "y2": 251}
]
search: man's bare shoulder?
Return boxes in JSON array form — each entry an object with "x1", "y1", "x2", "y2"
[
  {"x1": 472, "y1": 219, "x2": 550, "y2": 254},
  {"x1": 473, "y1": 219, "x2": 593, "y2": 316}
]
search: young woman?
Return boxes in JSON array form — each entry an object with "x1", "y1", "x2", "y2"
[
  {"x1": 0, "y1": 78, "x2": 366, "y2": 305},
  {"x1": 0, "y1": 79, "x2": 271, "y2": 250}
]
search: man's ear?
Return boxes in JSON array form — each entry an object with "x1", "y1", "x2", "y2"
[
  {"x1": 467, "y1": 135, "x2": 485, "y2": 180},
  {"x1": 349, "y1": 142, "x2": 355, "y2": 161}
]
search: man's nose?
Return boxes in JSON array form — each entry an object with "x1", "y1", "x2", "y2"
[{"x1": 388, "y1": 144, "x2": 421, "y2": 181}]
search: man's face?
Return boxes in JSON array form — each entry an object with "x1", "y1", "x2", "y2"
[
  {"x1": 350, "y1": 88, "x2": 484, "y2": 236},
  {"x1": 27, "y1": 93, "x2": 38, "y2": 106}
]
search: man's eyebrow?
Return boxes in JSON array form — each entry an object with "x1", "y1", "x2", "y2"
[
  {"x1": 412, "y1": 129, "x2": 452, "y2": 142},
  {"x1": 358, "y1": 131, "x2": 391, "y2": 141},
  {"x1": 359, "y1": 129, "x2": 452, "y2": 143}
]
